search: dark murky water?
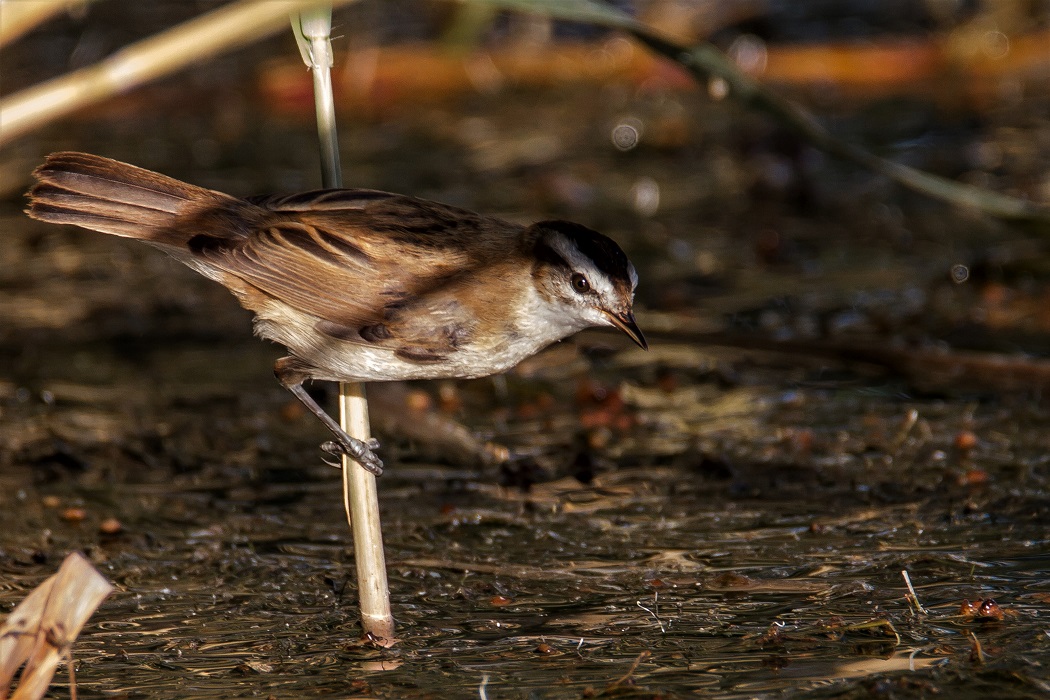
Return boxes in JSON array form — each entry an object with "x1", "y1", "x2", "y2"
[{"x1": 3, "y1": 5, "x2": 1050, "y2": 697}]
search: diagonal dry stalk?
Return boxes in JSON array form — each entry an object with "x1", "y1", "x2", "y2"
[
  {"x1": 0, "y1": 0, "x2": 357, "y2": 146},
  {"x1": 5, "y1": 0, "x2": 1046, "y2": 226},
  {"x1": 473, "y1": 0, "x2": 1050, "y2": 227},
  {"x1": 0, "y1": 0, "x2": 94, "y2": 47},
  {"x1": 291, "y1": 7, "x2": 395, "y2": 644}
]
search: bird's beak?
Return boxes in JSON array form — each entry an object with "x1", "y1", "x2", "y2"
[{"x1": 603, "y1": 310, "x2": 648, "y2": 350}]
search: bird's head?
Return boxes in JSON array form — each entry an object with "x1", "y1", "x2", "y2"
[{"x1": 528, "y1": 220, "x2": 646, "y2": 349}]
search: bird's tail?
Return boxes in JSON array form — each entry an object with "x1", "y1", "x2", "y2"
[{"x1": 26, "y1": 152, "x2": 239, "y2": 248}]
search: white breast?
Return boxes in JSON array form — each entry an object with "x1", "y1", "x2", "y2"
[{"x1": 250, "y1": 284, "x2": 586, "y2": 383}]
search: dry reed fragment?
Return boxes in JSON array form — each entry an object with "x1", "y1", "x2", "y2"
[{"x1": 0, "y1": 552, "x2": 114, "y2": 700}]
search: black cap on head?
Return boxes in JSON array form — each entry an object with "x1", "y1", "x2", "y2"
[{"x1": 534, "y1": 220, "x2": 634, "y2": 287}]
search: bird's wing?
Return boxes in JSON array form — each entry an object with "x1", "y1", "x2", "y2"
[
  {"x1": 314, "y1": 282, "x2": 480, "y2": 363},
  {"x1": 193, "y1": 190, "x2": 514, "y2": 335}
]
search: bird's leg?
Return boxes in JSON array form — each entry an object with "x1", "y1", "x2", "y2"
[{"x1": 275, "y1": 358, "x2": 384, "y2": 475}]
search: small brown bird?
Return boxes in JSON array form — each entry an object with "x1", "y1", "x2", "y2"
[{"x1": 26, "y1": 152, "x2": 645, "y2": 474}]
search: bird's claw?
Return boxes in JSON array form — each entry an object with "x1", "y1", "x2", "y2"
[{"x1": 320, "y1": 438, "x2": 384, "y2": 475}]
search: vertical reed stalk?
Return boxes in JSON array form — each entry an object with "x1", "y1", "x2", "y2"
[{"x1": 293, "y1": 7, "x2": 394, "y2": 644}]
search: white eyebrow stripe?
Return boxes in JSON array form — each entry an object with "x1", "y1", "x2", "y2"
[
  {"x1": 547, "y1": 231, "x2": 578, "y2": 265},
  {"x1": 547, "y1": 229, "x2": 632, "y2": 300}
]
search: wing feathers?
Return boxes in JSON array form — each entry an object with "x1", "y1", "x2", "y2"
[
  {"x1": 200, "y1": 204, "x2": 506, "y2": 331},
  {"x1": 249, "y1": 189, "x2": 398, "y2": 210},
  {"x1": 28, "y1": 153, "x2": 522, "y2": 365},
  {"x1": 28, "y1": 151, "x2": 239, "y2": 245}
]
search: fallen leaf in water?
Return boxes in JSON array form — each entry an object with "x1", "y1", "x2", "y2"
[
  {"x1": 59, "y1": 508, "x2": 86, "y2": 524},
  {"x1": 960, "y1": 598, "x2": 1006, "y2": 622},
  {"x1": 98, "y1": 518, "x2": 123, "y2": 536}
]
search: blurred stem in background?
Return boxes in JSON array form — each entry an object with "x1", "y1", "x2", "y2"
[
  {"x1": 0, "y1": 0, "x2": 93, "y2": 46},
  {"x1": 0, "y1": 0, "x2": 356, "y2": 144},
  {"x1": 2, "y1": 0, "x2": 1047, "y2": 227},
  {"x1": 476, "y1": 0, "x2": 1050, "y2": 226}
]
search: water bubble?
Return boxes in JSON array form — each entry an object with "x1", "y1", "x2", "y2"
[
  {"x1": 950, "y1": 264, "x2": 969, "y2": 283},
  {"x1": 729, "y1": 34, "x2": 768, "y2": 74},
  {"x1": 708, "y1": 77, "x2": 729, "y2": 100},
  {"x1": 982, "y1": 31, "x2": 1009, "y2": 60},
  {"x1": 611, "y1": 121, "x2": 641, "y2": 151},
  {"x1": 630, "y1": 176, "x2": 660, "y2": 216}
]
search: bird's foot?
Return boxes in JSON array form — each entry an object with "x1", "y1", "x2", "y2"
[{"x1": 321, "y1": 436, "x2": 384, "y2": 475}]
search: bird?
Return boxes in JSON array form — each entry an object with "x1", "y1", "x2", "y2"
[{"x1": 26, "y1": 152, "x2": 646, "y2": 475}]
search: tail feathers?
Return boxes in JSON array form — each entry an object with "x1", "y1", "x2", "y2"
[{"x1": 27, "y1": 152, "x2": 236, "y2": 244}]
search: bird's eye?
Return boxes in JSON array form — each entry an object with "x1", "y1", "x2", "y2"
[{"x1": 570, "y1": 273, "x2": 590, "y2": 294}]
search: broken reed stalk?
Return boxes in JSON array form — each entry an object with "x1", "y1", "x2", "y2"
[
  {"x1": 0, "y1": 552, "x2": 113, "y2": 700},
  {"x1": 339, "y1": 385, "x2": 394, "y2": 640},
  {"x1": 901, "y1": 569, "x2": 927, "y2": 615},
  {"x1": 292, "y1": 7, "x2": 394, "y2": 643}
]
